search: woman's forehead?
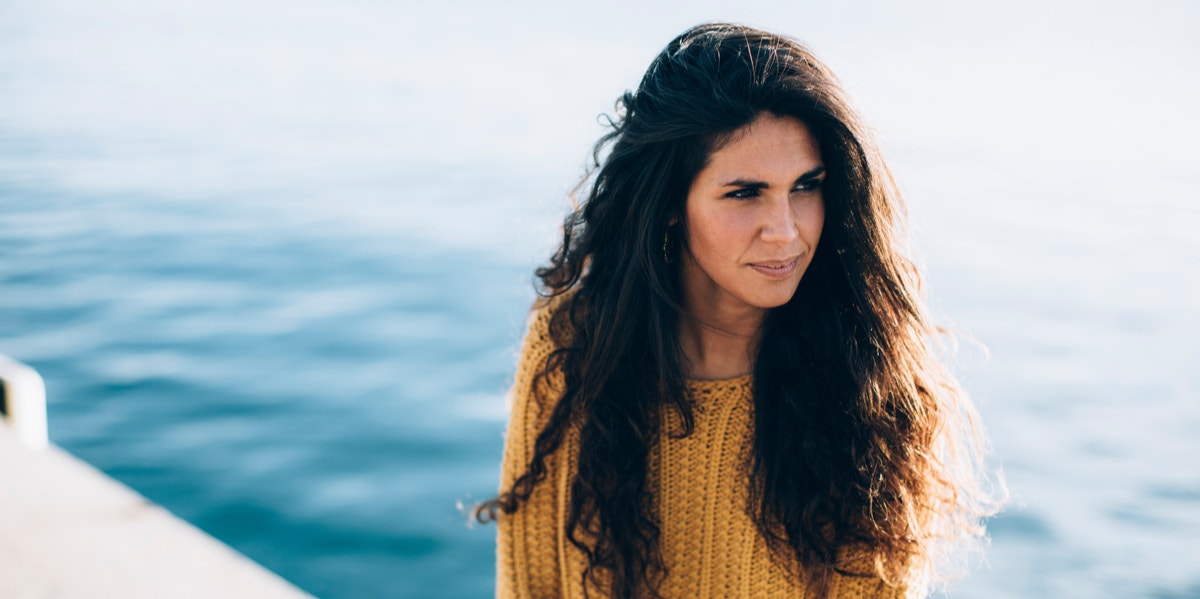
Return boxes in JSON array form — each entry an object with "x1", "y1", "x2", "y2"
[{"x1": 695, "y1": 115, "x2": 823, "y2": 185}]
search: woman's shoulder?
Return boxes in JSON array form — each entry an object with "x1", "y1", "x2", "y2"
[
  {"x1": 507, "y1": 290, "x2": 578, "y2": 432},
  {"x1": 515, "y1": 289, "x2": 578, "y2": 379},
  {"x1": 529, "y1": 286, "x2": 578, "y2": 314},
  {"x1": 523, "y1": 288, "x2": 578, "y2": 344}
]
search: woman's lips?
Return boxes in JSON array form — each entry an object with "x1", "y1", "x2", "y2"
[{"x1": 748, "y1": 257, "x2": 799, "y2": 278}]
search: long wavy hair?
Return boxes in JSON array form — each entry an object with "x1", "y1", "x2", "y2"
[{"x1": 478, "y1": 22, "x2": 1001, "y2": 598}]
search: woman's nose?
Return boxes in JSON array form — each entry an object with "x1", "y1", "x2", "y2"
[{"x1": 759, "y1": 195, "x2": 799, "y2": 244}]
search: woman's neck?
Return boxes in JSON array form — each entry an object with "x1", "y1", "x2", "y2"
[{"x1": 677, "y1": 299, "x2": 765, "y2": 380}]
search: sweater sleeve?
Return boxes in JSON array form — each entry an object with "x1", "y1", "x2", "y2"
[
  {"x1": 496, "y1": 302, "x2": 566, "y2": 599},
  {"x1": 832, "y1": 575, "x2": 916, "y2": 599},
  {"x1": 830, "y1": 547, "x2": 924, "y2": 599}
]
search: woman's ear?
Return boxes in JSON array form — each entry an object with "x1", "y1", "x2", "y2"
[{"x1": 667, "y1": 215, "x2": 678, "y2": 227}]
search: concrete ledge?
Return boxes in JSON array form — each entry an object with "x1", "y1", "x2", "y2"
[
  {"x1": 0, "y1": 426, "x2": 314, "y2": 599},
  {"x1": 0, "y1": 354, "x2": 48, "y2": 451}
]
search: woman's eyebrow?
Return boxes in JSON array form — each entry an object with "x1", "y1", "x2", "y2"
[
  {"x1": 796, "y1": 165, "x2": 826, "y2": 181},
  {"x1": 721, "y1": 165, "x2": 826, "y2": 188},
  {"x1": 721, "y1": 179, "x2": 769, "y2": 190}
]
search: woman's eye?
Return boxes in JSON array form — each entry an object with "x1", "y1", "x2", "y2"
[
  {"x1": 724, "y1": 188, "x2": 760, "y2": 200},
  {"x1": 793, "y1": 178, "x2": 824, "y2": 193}
]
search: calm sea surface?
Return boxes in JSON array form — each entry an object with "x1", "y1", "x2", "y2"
[{"x1": 1, "y1": 1, "x2": 1197, "y2": 597}]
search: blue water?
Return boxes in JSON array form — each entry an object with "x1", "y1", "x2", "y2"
[
  {"x1": 2, "y1": 1, "x2": 1198, "y2": 598},
  {"x1": 0, "y1": 185, "x2": 533, "y2": 597}
]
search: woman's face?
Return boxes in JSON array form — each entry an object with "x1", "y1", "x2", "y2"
[{"x1": 680, "y1": 112, "x2": 825, "y2": 317}]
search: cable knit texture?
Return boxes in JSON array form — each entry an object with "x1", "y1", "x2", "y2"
[{"x1": 496, "y1": 301, "x2": 910, "y2": 599}]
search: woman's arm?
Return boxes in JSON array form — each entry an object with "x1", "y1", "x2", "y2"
[{"x1": 495, "y1": 303, "x2": 566, "y2": 599}]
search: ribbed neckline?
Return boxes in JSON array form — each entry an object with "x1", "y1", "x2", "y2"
[{"x1": 686, "y1": 372, "x2": 753, "y2": 392}]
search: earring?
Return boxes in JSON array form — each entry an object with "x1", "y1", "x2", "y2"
[{"x1": 662, "y1": 230, "x2": 672, "y2": 264}]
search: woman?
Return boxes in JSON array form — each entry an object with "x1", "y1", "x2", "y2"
[{"x1": 478, "y1": 23, "x2": 1001, "y2": 599}]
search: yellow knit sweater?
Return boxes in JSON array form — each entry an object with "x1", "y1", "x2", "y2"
[{"x1": 496, "y1": 302, "x2": 911, "y2": 599}]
